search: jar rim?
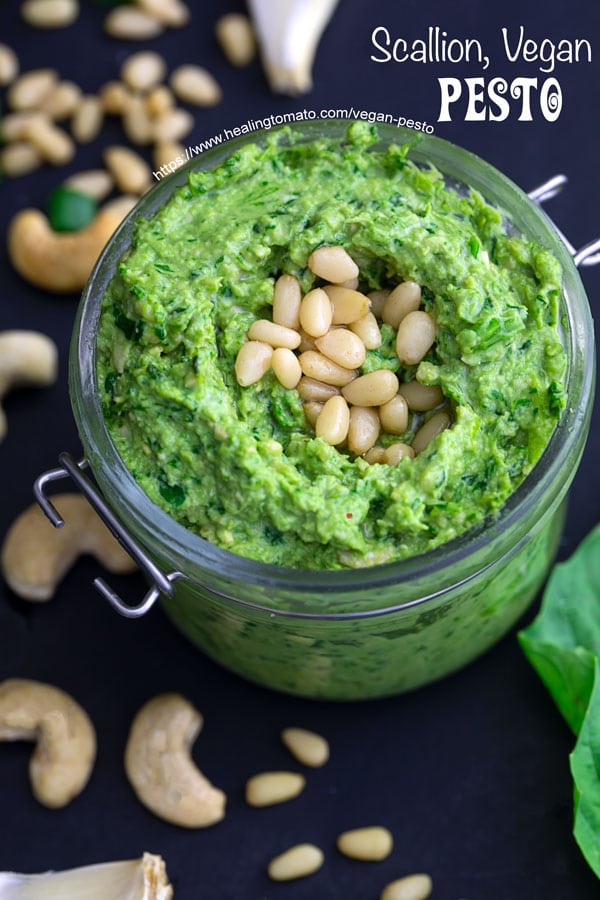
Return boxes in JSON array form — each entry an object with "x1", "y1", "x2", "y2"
[{"x1": 70, "y1": 120, "x2": 596, "y2": 605}]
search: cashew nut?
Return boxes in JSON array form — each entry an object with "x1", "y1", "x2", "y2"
[
  {"x1": 0, "y1": 330, "x2": 57, "y2": 441},
  {"x1": 7, "y1": 201, "x2": 129, "y2": 293},
  {"x1": 0, "y1": 678, "x2": 96, "y2": 808},
  {"x1": 124, "y1": 693, "x2": 226, "y2": 828},
  {"x1": 1, "y1": 493, "x2": 137, "y2": 601}
]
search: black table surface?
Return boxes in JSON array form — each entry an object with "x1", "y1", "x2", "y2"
[{"x1": 1, "y1": 1, "x2": 600, "y2": 897}]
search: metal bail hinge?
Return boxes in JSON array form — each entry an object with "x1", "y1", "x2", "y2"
[
  {"x1": 528, "y1": 175, "x2": 600, "y2": 268},
  {"x1": 34, "y1": 451, "x2": 178, "y2": 618}
]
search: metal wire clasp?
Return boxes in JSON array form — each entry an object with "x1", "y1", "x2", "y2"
[
  {"x1": 528, "y1": 174, "x2": 600, "y2": 267},
  {"x1": 34, "y1": 452, "x2": 180, "y2": 618}
]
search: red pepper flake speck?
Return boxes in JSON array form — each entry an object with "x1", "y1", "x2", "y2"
[{"x1": 346, "y1": 512, "x2": 353, "y2": 519}]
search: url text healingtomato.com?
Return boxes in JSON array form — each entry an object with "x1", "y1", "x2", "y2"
[{"x1": 152, "y1": 107, "x2": 435, "y2": 180}]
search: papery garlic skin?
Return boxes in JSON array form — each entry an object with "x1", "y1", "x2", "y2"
[{"x1": 0, "y1": 853, "x2": 173, "y2": 900}]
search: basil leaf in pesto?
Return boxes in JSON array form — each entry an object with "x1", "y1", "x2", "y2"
[{"x1": 519, "y1": 523, "x2": 600, "y2": 878}]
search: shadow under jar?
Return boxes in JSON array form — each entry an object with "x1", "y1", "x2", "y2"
[{"x1": 65, "y1": 121, "x2": 594, "y2": 700}]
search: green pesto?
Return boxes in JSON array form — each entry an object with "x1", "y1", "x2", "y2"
[{"x1": 96, "y1": 123, "x2": 566, "y2": 570}]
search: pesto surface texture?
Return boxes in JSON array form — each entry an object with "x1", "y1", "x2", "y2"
[{"x1": 97, "y1": 123, "x2": 566, "y2": 570}]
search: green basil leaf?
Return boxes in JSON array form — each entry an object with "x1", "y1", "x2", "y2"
[
  {"x1": 519, "y1": 522, "x2": 600, "y2": 879},
  {"x1": 519, "y1": 523, "x2": 600, "y2": 733},
  {"x1": 571, "y1": 659, "x2": 600, "y2": 878},
  {"x1": 47, "y1": 186, "x2": 98, "y2": 233}
]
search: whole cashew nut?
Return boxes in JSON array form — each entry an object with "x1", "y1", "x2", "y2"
[
  {"x1": 7, "y1": 197, "x2": 135, "y2": 293},
  {"x1": 0, "y1": 678, "x2": 96, "y2": 808},
  {"x1": 0, "y1": 330, "x2": 58, "y2": 441},
  {"x1": 124, "y1": 693, "x2": 227, "y2": 828},
  {"x1": 1, "y1": 493, "x2": 137, "y2": 601}
]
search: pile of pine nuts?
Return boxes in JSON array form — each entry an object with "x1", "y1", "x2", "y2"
[
  {"x1": 0, "y1": 43, "x2": 223, "y2": 188},
  {"x1": 234, "y1": 245, "x2": 451, "y2": 464},
  {"x1": 0, "y1": 6, "x2": 256, "y2": 185}
]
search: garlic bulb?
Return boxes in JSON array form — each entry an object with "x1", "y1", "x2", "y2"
[
  {"x1": 246, "y1": 0, "x2": 340, "y2": 94},
  {"x1": 0, "y1": 853, "x2": 173, "y2": 899}
]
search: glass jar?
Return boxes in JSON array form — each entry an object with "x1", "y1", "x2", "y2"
[{"x1": 65, "y1": 121, "x2": 594, "y2": 700}]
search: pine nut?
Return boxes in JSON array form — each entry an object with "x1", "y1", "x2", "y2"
[
  {"x1": 100, "y1": 81, "x2": 133, "y2": 116},
  {"x1": 396, "y1": 311, "x2": 437, "y2": 366},
  {"x1": 122, "y1": 95, "x2": 154, "y2": 146},
  {"x1": 349, "y1": 311, "x2": 381, "y2": 349},
  {"x1": 7, "y1": 68, "x2": 57, "y2": 110},
  {"x1": 347, "y1": 406, "x2": 380, "y2": 456},
  {"x1": 341, "y1": 276, "x2": 359, "y2": 290},
  {"x1": 1, "y1": 111, "x2": 45, "y2": 141},
  {"x1": 104, "y1": 145, "x2": 152, "y2": 195},
  {"x1": 170, "y1": 65, "x2": 222, "y2": 107},
  {"x1": 299, "y1": 351, "x2": 356, "y2": 387},
  {"x1": 302, "y1": 401, "x2": 323, "y2": 427},
  {"x1": 298, "y1": 330, "x2": 317, "y2": 352},
  {"x1": 281, "y1": 727, "x2": 329, "y2": 767},
  {"x1": 315, "y1": 328, "x2": 366, "y2": 369},
  {"x1": 104, "y1": 6, "x2": 164, "y2": 40},
  {"x1": 65, "y1": 169, "x2": 114, "y2": 201},
  {"x1": 316, "y1": 395, "x2": 350, "y2": 446},
  {"x1": 245, "y1": 771, "x2": 305, "y2": 807},
  {"x1": 412, "y1": 410, "x2": 451, "y2": 455},
  {"x1": 398, "y1": 381, "x2": 444, "y2": 412},
  {"x1": 368, "y1": 289, "x2": 389, "y2": 318},
  {"x1": 379, "y1": 395, "x2": 409, "y2": 434},
  {"x1": 24, "y1": 119, "x2": 75, "y2": 165},
  {"x1": 308, "y1": 245, "x2": 359, "y2": 283},
  {"x1": 71, "y1": 96, "x2": 103, "y2": 143},
  {"x1": 382, "y1": 281, "x2": 422, "y2": 328},
  {"x1": 248, "y1": 319, "x2": 300, "y2": 350},
  {"x1": 152, "y1": 107, "x2": 194, "y2": 143},
  {"x1": 21, "y1": 0, "x2": 79, "y2": 28},
  {"x1": 337, "y1": 826, "x2": 393, "y2": 861},
  {"x1": 0, "y1": 44, "x2": 19, "y2": 87},
  {"x1": 234, "y1": 341, "x2": 272, "y2": 387},
  {"x1": 272, "y1": 348, "x2": 302, "y2": 389},
  {"x1": 383, "y1": 442, "x2": 415, "y2": 464},
  {"x1": 0, "y1": 142, "x2": 42, "y2": 176},
  {"x1": 268, "y1": 844, "x2": 324, "y2": 882},
  {"x1": 325, "y1": 286, "x2": 370, "y2": 325},
  {"x1": 102, "y1": 194, "x2": 139, "y2": 222},
  {"x1": 153, "y1": 141, "x2": 185, "y2": 172},
  {"x1": 380, "y1": 873, "x2": 433, "y2": 900},
  {"x1": 145, "y1": 85, "x2": 175, "y2": 119},
  {"x1": 45, "y1": 81, "x2": 82, "y2": 120},
  {"x1": 215, "y1": 13, "x2": 256, "y2": 67},
  {"x1": 272, "y1": 274, "x2": 301, "y2": 329},
  {"x1": 342, "y1": 370, "x2": 399, "y2": 407},
  {"x1": 297, "y1": 377, "x2": 340, "y2": 402},
  {"x1": 137, "y1": 0, "x2": 190, "y2": 28},
  {"x1": 364, "y1": 446, "x2": 386, "y2": 464},
  {"x1": 120, "y1": 51, "x2": 167, "y2": 92},
  {"x1": 299, "y1": 288, "x2": 333, "y2": 337}
]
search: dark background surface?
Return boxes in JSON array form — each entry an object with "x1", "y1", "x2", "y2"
[{"x1": 1, "y1": 0, "x2": 599, "y2": 897}]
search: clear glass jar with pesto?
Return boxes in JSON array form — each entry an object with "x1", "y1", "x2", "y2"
[{"x1": 68, "y1": 121, "x2": 594, "y2": 699}]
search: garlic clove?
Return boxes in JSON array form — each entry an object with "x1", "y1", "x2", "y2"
[
  {"x1": 246, "y1": 0, "x2": 340, "y2": 94},
  {"x1": 0, "y1": 853, "x2": 173, "y2": 899}
]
